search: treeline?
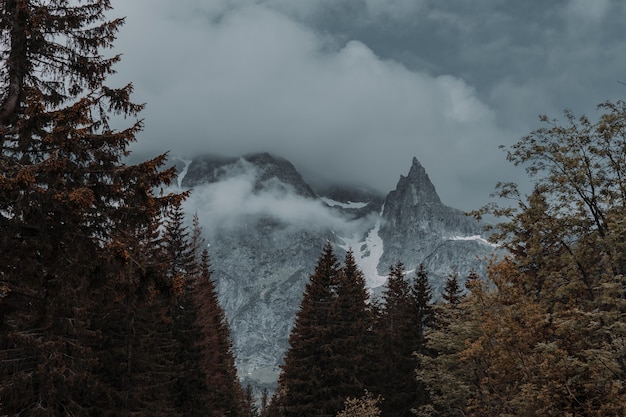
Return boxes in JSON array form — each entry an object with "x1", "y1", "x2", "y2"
[
  {"x1": 266, "y1": 102, "x2": 626, "y2": 417},
  {"x1": 264, "y1": 243, "x2": 439, "y2": 417},
  {"x1": 0, "y1": 1, "x2": 251, "y2": 416}
]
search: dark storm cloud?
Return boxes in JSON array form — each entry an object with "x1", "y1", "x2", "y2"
[{"x1": 108, "y1": 0, "x2": 626, "y2": 211}]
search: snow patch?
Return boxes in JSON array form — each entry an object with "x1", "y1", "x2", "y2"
[
  {"x1": 338, "y1": 207, "x2": 387, "y2": 289},
  {"x1": 176, "y1": 159, "x2": 192, "y2": 189},
  {"x1": 320, "y1": 196, "x2": 369, "y2": 209},
  {"x1": 449, "y1": 235, "x2": 498, "y2": 248}
]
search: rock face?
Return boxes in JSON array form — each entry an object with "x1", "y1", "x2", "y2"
[
  {"x1": 379, "y1": 157, "x2": 494, "y2": 293},
  {"x1": 177, "y1": 152, "x2": 496, "y2": 390}
]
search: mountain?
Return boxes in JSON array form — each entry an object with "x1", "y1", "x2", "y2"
[
  {"x1": 182, "y1": 153, "x2": 318, "y2": 199},
  {"x1": 173, "y1": 152, "x2": 496, "y2": 390},
  {"x1": 378, "y1": 157, "x2": 496, "y2": 294}
]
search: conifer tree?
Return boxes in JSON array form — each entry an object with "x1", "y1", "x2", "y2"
[
  {"x1": 274, "y1": 242, "x2": 341, "y2": 417},
  {"x1": 410, "y1": 263, "x2": 434, "y2": 408},
  {"x1": 373, "y1": 261, "x2": 425, "y2": 417},
  {"x1": 326, "y1": 249, "x2": 373, "y2": 411},
  {"x1": 441, "y1": 272, "x2": 462, "y2": 305},
  {"x1": 243, "y1": 384, "x2": 259, "y2": 417},
  {"x1": 464, "y1": 269, "x2": 480, "y2": 292},
  {"x1": 414, "y1": 284, "x2": 482, "y2": 417},
  {"x1": 191, "y1": 248, "x2": 245, "y2": 417},
  {"x1": 163, "y1": 198, "x2": 194, "y2": 286},
  {"x1": 411, "y1": 263, "x2": 434, "y2": 353},
  {"x1": 0, "y1": 1, "x2": 182, "y2": 414}
]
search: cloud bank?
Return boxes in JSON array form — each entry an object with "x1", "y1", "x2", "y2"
[
  {"x1": 109, "y1": 0, "x2": 626, "y2": 211},
  {"x1": 180, "y1": 159, "x2": 373, "y2": 236}
]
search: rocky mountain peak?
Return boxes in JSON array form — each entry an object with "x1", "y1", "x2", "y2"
[
  {"x1": 392, "y1": 157, "x2": 441, "y2": 206},
  {"x1": 379, "y1": 156, "x2": 486, "y2": 275},
  {"x1": 244, "y1": 152, "x2": 317, "y2": 198},
  {"x1": 182, "y1": 152, "x2": 317, "y2": 199}
]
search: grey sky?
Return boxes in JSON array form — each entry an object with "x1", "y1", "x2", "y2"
[{"x1": 108, "y1": 0, "x2": 626, "y2": 211}]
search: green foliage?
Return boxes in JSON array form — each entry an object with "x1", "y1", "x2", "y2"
[
  {"x1": 274, "y1": 243, "x2": 373, "y2": 417},
  {"x1": 415, "y1": 271, "x2": 483, "y2": 417},
  {"x1": 370, "y1": 262, "x2": 433, "y2": 417}
]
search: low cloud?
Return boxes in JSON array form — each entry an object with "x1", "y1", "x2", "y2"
[
  {"x1": 180, "y1": 159, "x2": 373, "y2": 237},
  {"x1": 110, "y1": 0, "x2": 511, "y2": 211},
  {"x1": 109, "y1": 0, "x2": 626, "y2": 212}
]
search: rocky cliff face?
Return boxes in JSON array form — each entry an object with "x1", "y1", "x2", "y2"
[
  {"x1": 379, "y1": 157, "x2": 494, "y2": 293},
  {"x1": 176, "y1": 152, "x2": 496, "y2": 390}
]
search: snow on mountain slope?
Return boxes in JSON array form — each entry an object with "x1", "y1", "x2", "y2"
[
  {"x1": 337, "y1": 207, "x2": 387, "y2": 289},
  {"x1": 337, "y1": 224, "x2": 387, "y2": 289},
  {"x1": 320, "y1": 196, "x2": 370, "y2": 209},
  {"x1": 176, "y1": 158, "x2": 192, "y2": 189},
  {"x1": 449, "y1": 235, "x2": 499, "y2": 248}
]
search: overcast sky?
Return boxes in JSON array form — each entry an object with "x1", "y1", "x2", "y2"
[{"x1": 108, "y1": 0, "x2": 626, "y2": 211}]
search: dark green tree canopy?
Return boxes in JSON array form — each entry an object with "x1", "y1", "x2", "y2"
[{"x1": 275, "y1": 243, "x2": 376, "y2": 417}]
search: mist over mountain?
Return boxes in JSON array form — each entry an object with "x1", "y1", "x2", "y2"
[{"x1": 171, "y1": 151, "x2": 497, "y2": 390}]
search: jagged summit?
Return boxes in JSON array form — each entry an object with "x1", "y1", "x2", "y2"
[
  {"x1": 390, "y1": 157, "x2": 442, "y2": 206},
  {"x1": 379, "y1": 156, "x2": 485, "y2": 275}
]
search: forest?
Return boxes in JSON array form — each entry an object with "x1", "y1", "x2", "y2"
[{"x1": 1, "y1": 1, "x2": 625, "y2": 416}]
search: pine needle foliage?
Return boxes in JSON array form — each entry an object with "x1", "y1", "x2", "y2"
[
  {"x1": 273, "y1": 243, "x2": 372, "y2": 417},
  {"x1": 0, "y1": 1, "x2": 192, "y2": 414}
]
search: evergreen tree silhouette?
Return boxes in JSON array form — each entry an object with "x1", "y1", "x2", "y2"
[
  {"x1": 273, "y1": 242, "x2": 341, "y2": 417},
  {"x1": 0, "y1": 1, "x2": 182, "y2": 414}
]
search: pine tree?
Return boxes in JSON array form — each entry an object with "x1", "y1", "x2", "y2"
[
  {"x1": 243, "y1": 384, "x2": 259, "y2": 417},
  {"x1": 464, "y1": 269, "x2": 480, "y2": 292},
  {"x1": 411, "y1": 263, "x2": 434, "y2": 353},
  {"x1": 163, "y1": 198, "x2": 194, "y2": 288},
  {"x1": 192, "y1": 249, "x2": 245, "y2": 417},
  {"x1": 260, "y1": 388, "x2": 270, "y2": 417},
  {"x1": 372, "y1": 261, "x2": 422, "y2": 417},
  {"x1": 414, "y1": 285, "x2": 482, "y2": 417},
  {"x1": 274, "y1": 242, "x2": 341, "y2": 417},
  {"x1": 166, "y1": 208, "x2": 207, "y2": 416},
  {"x1": 442, "y1": 272, "x2": 462, "y2": 306},
  {"x1": 0, "y1": 1, "x2": 182, "y2": 414},
  {"x1": 410, "y1": 263, "x2": 434, "y2": 408},
  {"x1": 326, "y1": 249, "x2": 373, "y2": 411}
]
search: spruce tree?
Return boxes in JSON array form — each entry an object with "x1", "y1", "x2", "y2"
[
  {"x1": 163, "y1": 198, "x2": 194, "y2": 287},
  {"x1": 373, "y1": 261, "x2": 421, "y2": 417},
  {"x1": 414, "y1": 286, "x2": 482, "y2": 417},
  {"x1": 442, "y1": 272, "x2": 462, "y2": 306},
  {"x1": 274, "y1": 242, "x2": 341, "y2": 417},
  {"x1": 0, "y1": 1, "x2": 182, "y2": 414},
  {"x1": 327, "y1": 249, "x2": 373, "y2": 411},
  {"x1": 410, "y1": 264, "x2": 434, "y2": 408},
  {"x1": 411, "y1": 263, "x2": 434, "y2": 352},
  {"x1": 192, "y1": 249, "x2": 245, "y2": 417}
]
